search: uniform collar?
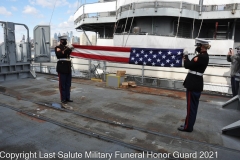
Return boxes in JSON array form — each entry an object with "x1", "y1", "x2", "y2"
[{"x1": 200, "y1": 51, "x2": 207, "y2": 54}]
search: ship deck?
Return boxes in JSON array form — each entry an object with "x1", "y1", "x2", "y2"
[{"x1": 0, "y1": 73, "x2": 240, "y2": 160}]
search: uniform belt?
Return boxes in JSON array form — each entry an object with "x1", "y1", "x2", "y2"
[
  {"x1": 188, "y1": 70, "x2": 203, "y2": 76},
  {"x1": 58, "y1": 58, "x2": 71, "y2": 61}
]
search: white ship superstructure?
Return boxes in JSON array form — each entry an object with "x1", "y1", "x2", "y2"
[{"x1": 73, "y1": 0, "x2": 240, "y2": 94}]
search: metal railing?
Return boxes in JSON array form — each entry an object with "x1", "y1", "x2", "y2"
[
  {"x1": 31, "y1": 57, "x2": 233, "y2": 95},
  {"x1": 203, "y1": 4, "x2": 240, "y2": 12},
  {"x1": 119, "y1": 1, "x2": 200, "y2": 13},
  {"x1": 74, "y1": 2, "x2": 240, "y2": 25},
  {"x1": 74, "y1": 11, "x2": 116, "y2": 25}
]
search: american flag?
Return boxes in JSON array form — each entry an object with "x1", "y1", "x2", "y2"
[
  {"x1": 71, "y1": 45, "x2": 183, "y2": 67},
  {"x1": 129, "y1": 48, "x2": 183, "y2": 67}
]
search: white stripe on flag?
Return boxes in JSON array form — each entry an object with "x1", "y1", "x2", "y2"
[{"x1": 73, "y1": 48, "x2": 130, "y2": 58}]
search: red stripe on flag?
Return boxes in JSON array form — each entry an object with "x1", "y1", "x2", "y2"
[
  {"x1": 71, "y1": 52, "x2": 129, "y2": 63},
  {"x1": 72, "y1": 44, "x2": 132, "y2": 52}
]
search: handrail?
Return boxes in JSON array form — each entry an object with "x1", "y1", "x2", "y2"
[{"x1": 74, "y1": 2, "x2": 240, "y2": 25}]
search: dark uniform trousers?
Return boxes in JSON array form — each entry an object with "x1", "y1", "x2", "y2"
[
  {"x1": 58, "y1": 72, "x2": 72, "y2": 101},
  {"x1": 184, "y1": 90, "x2": 201, "y2": 131},
  {"x1": 55, "y1": 44, "x2": 72, "y2": 102}
]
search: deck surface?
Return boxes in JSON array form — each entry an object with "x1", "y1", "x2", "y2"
[{"x1": 0, "y1": 73, "x2": 240, "y2": 160}]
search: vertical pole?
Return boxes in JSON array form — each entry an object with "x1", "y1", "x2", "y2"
[
  {"x1": 103, "y1": 61, "x2": 106, "y2": 82},
  {"x1": 142, "y1": 65, "x2": 144, "y2": 84},
  {"x1": 238, "y1": 81, "x2": 240, "y2": 105},
  {"x1": 199, "y1": 0, "x2": 203, "y2": 14},
  {"x1": 40, "y1": 63, "x2": 42, "y2": 73},
  {"x1": 104, "y1": 25, "x2": 106, "y2": 39},
  {"x1": 116, "y1": 0, "x2": 118, "y2": 17},
  {"x1": 89, "y1": 60, "x2": 91, "y2": 79},
  {"x1": 232, "y1": 19, "x2": 237, "y2": 40},
  {"x1": 152, "y1": 17, "x2": 154, "y2": 35},
  {"x1": 95, "y1": 32, "x2": 97, "y2": 45},
  {"x1": 83, "y1": 5, "x2": 85, "y2": 21}
]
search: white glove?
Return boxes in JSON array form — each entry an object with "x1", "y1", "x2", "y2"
[
  {"x1": 183, "y1": 50, "x2": 188, "y2": 55},
  {"x1": 67, "y1": 44, "x2": 74, "y2": 50}
]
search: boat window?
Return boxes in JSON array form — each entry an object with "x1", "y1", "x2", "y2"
[{"x1": 174, "y1": 21, "x2": 191, "y2": 38}]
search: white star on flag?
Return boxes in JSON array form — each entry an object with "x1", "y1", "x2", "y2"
[
  {"x1": 177, "y1": 51, "x2": 181, "y2": 55},
  {"x1": 162, "y1": 55, "x2": 166, "y2": 59},
  {"x1": 131, "y1": 57, "x2": 135, "y2": 60},
  {"x1": 148, "y1": 58, "x2": 152, "y2": 62},
  {"x1": 141, "y1": 50, "x2": 144, "y2": 54},
  {"x1": 152, "y1": 62, "x2": 155, "y2": 66},
  {"x1": 158, "y1": 51, "x2": 162, "y2": 54},
  {"x1": 176, "y1": 60, "x2": 180, "y2": 63},
  {"x1": 168, "y1": 51, "x2": 172, "y2": 55},
  {"x1": 153, "y1": 54, "x2": 157, "y2": 58},
  {"x1": 149, "y1": 50, "x2": 153, "y2": 54},
  {"x1": 166, "y1": 59, "x2": 170, "y2": 63},
  {"x1": 157, "y1": 59, "x2": 160, "y2": 62},
  {"x1": 170, "y1": 63, "x2": 174, "y2": 67},
  {"x1": 144, "y1": 54, "x2": 148, "y2": 58},
  {"x1": 136, "y1": 54, "x2": 139, "y2": 57},
  {"x1": 143, "y1": 62, "x2": 146, "y2": 65},
  {"x1": 171, "y1": 55, "x2": 175, "y2": 59},
  {"x1": 133, "y1": 49, "x2": 136, "y2": 53},
  {"x1": 135, "y1": 61, "x2": 138, "y2": 64},
  {"x1": 139, "y1": 58, "x2": 143, "y2": 61},
  {"x1": 161, "y1": 63, "x2": 165, "y2": 66}
]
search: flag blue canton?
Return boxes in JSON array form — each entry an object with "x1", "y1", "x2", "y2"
[{"x1": 129, "y1": 48, "x2": 183, "y2": 67}]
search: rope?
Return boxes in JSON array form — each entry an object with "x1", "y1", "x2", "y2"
[
  {"x1": 122, "y1": 4, "x2": 131, "y2": 35},
  {"x1": 174, "y1": 0, "x2": 183, "y2": 48},
  {"x1": 113, "y1": 0, "x2": 120, "y2": 35},
  {"x1": 49, "y1": 0, "x2": 57, "y2": 25},
  {"x1": 114, "y1": 0, "x2": 128, "y2": 35},
  {"x1": 192, "y1": 11, "x2": 195, "y2": 38},
  {"x1": 175, "y1": 1, "x2": 182, "y2": 38},
  {"x1": 114, "y1": 20, "x2": 120, "y2": 34},
  {"x1": 124, "y1": 16, "x2": 134, "y2": 46},
  {"x1": 122, "y1": 4, "x2": 131, "y2": 46},
  {"x1": 197, "y1": 18, "x2": 203, "y2": 38},
  {"x1": 124, "y1": 0, "x2": 140, "y2": 47}
]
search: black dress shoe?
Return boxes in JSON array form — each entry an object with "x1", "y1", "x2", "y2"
[
  {"x1": 61, "y1": 100, "x2": 67, "y2": 104},
  {"x1": 178, "y1": 126, "x2": 193, "y2": 132},
  {"x1": 66, "y1": 99, "x2": 73, "y2": 102}
]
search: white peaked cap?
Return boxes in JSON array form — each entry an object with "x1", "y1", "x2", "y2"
[
  {"x1": 195, "y1": 38, "x2": 210, "y2": 45},
  {"x1": 58, "y1": 35, "x2": 68, "y2": 40}
]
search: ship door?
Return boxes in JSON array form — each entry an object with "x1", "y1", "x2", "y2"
[{"x1": 33, "y1": 25, "x2": 51, "y2": 62}]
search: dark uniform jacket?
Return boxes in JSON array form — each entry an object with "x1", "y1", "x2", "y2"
[
  {"x1": 55, "y1": 44, "x2": 72, "y2": 74},
  {"x1": 183, "y1": 51, "x2": 209, "y2": 91}
]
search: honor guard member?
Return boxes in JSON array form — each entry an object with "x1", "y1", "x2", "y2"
[
  {"x1": 55, "y1": 35, "x2": 73, "y2": 105},
  {"x1": 178, "y1": 38, "x2": 210, "y2": 132}
]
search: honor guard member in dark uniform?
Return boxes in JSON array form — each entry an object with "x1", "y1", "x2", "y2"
[
  {"x1": 55, "y1": 35, "x2": 73, "y2": 105},
  {"x1": 178, "y1": 38, "x2": 210, "y2": 132}
]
